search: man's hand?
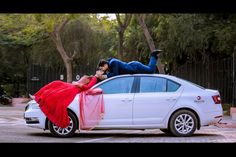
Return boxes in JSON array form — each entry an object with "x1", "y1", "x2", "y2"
[{"x1": 101, "y1": 75, "x2": 107, "y2": 80}]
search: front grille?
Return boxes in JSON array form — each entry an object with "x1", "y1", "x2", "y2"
[{"x1": 25, "y1": 117, "x2": 39, "y2": 124}]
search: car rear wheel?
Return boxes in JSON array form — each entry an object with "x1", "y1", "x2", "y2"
[
  {"x1": 169, "y1": 110, "x2": 197, "y2": 137},
  {"x1": 48, "y1": 111, "x2": 78, "y2": 137}
]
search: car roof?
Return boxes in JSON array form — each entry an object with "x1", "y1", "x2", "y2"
[
  {"x1": 93, "y1": 73, "x2": 205, "y2": 90},
  {"x1": 93, "y1": 74, "x2": 181, "y2": 87},
  {"x1": 105, "y1": 74, "x2": 179, "y2": 80}
]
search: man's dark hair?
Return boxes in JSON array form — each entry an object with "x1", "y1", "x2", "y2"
[{"x1": 98, "y1": 59, "x2": 109, "y2": 67}]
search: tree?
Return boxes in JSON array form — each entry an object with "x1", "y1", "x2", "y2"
[
  {"x1": 0, "y1": 14, "x2": 47, "y2": 96},
  {"x1": 153, "y1": 14, "x2": 236, "y2": 68},
  {"x1": 39, "y1": 14, "x2": 114, "y2": 82},
  {"x1": 115, "y1": 14, "x2": 132, "y2": 59},
  {"x1": 137, "y1": 14, "x2": 165, "y2": 74},
  {"x1": 49, "y1": 18, "x2": 76, "y2": 82},
  {"x1": 33, "y1": 14, "x2": 83, "y2": 83}
]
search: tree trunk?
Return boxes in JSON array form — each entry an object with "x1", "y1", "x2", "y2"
[
  {"x1": 116, "y1": 14, "x2": 132, "y2": 60},
  {"x1": 137, "y1": 14, "x2": 165, "y2": 74},
  {"x1": 50, "y1": 18, "x2": 75, "y2": 83},
  {"x1": 53, "y1": 43, "x2": 73, "y2": 82},
  {"x1": 118, "y1": 30, "x2": 124, "y2": 59},
  {"x1": 65, "y1": 60, "x2": 73, "y2": 83}
]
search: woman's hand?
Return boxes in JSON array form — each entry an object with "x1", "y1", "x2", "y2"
[
  {"x1": 95, "y1": 70, "x2": 105, "y2": 80},
  {"x1": 77, "y1": 83, "x2": 83, "y2": 88},
  {"x1": 72, "y1": 81, "x2": 78, "y2": 85},
  {"x1": 96, "y1": 70, "x2": 104, "y2": 76},
  {"x1": 72, "y1": 81, "x2": 83, "y2": 88}
]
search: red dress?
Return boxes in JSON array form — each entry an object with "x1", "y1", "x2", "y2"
[
  {"x1": 34, "y1": 76, "x2": 97, "y2": 128},
  {"x1": 79, "y1": 88, "x2": 105, "y2": 130}
]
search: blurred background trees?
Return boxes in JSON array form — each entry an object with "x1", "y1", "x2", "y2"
[{"x1": 1, "y1": 13, "x2": 236, "y2": 97}]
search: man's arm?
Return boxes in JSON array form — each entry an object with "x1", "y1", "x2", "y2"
[{"x1": 106, "y1": 61, "x2": 119, "y2": 78}]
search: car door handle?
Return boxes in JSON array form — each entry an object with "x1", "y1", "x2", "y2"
[
  {"x1": 166, "y1": 97, "x2": 177, "y2": 101},
  {"x1": 121, "y1": 98, "x2": 133, "y2": 102}
]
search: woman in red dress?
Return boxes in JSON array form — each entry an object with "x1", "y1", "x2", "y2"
[{"x1": 29, "y1": 69, "x2": 103, "y2": 128}]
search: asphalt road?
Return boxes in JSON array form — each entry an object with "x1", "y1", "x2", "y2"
[{"x1": 1, "y1": 105, "x2": 236, "y2": 143}]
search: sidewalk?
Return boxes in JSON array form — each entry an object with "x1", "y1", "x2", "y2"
[
  {"x1": 214, "y1": 115, "x2": 236, "y2": 128},
  {"x1": 11, "y1": 98, "x2": 29, "y2": 108}
]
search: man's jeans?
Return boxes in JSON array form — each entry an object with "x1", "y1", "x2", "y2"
[
  {"x1": 128, "y1": 55, "x2": 157, "y2": 73},
  {"x1": 107, "y1": 56, "x2": 157, "y2": 77}
]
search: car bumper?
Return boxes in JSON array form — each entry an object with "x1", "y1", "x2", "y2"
[
  {"x1": 24, "y1": 107, "x2": 47, "y2": 130},
  {"x1": 201, "y1": 110, "x2": 223, "y2": 126}
]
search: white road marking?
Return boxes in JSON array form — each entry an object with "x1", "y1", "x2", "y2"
[{"x1": 0, "y1": 117, "x2": 25, "y2": 126}]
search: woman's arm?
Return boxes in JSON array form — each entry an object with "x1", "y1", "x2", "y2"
[{"x1": 80, "y1": 77, "x2": 97, "y2": 91}]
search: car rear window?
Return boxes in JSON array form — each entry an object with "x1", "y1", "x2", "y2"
[
  {"x1": 167, "y1": 80, "x2": 180, "y2": 92},
  {"x1": 140, "y1": 77, "x2": 167, "y2": 93}
]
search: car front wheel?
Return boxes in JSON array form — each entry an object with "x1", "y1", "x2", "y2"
[
  {"x1": 48, "y1": 111, "x2": 78, "y2": 137},
  {"x1": 169, "y1": 110, "x2": 197, "y2": 137}
]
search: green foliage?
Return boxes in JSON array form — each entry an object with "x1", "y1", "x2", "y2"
[
  {"x1": 1, "y1": 13, "x2": 236, "y2": 96},
  {"x1": 0, "y1": 14, "x2": 47, "y2": 47},
  {"x1": 150, "y1": 14, "x2": 236, "y2": 66}
]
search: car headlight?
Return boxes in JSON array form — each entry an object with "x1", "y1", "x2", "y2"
[
  {"x1": 25, "y1": 104, "x2": 29, "y2": 111},
  {"x1": 29, "y1": 103, "x2": 40, "y2": 109}
]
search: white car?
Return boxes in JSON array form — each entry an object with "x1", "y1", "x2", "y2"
[{"x1": 24, "y1": 74, "x2": 223, "y2": 137}]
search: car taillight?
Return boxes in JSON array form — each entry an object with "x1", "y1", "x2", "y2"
[{"x1": 212, "y1": 95, "x2": 221, "y2": 104}]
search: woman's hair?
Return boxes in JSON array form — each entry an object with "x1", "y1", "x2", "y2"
[{"x1": 98, "y1": 59, "x2": 108, "y2": 67}]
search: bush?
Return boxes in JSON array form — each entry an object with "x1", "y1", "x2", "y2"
[
  {"x1": 222, "y1": 104, "x2": 231, "y2": 115},
  {"x1": 1, "y1": 83, "x2": 27, "y2": 98}
]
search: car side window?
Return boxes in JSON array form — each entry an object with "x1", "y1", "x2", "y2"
[
  {"x1": 167, "y1": 80, "x2": 180, "y2": 92},
  {"x1": 140, "y1": 77, "x2": 167, "y2": 93},
  {"x1": 98, "y1": 77, "x2": 134, "y2": 94}
]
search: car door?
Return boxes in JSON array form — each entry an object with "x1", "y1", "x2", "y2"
[
  {"x1": 133, "y1": 76, "x2": 182, "y2": 125},
  {"x1": 95, "y1": 76, "x2": 135, "y2": 127}
]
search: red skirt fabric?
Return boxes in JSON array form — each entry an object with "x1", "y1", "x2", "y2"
[
  {"x1": 79, "y1": 88, "x2": 105, "y2": 130},
  {"x1": 34, "y1": 77, "x2": 97, "y2": 128}
]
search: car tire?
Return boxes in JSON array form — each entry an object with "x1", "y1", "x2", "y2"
[
  {"x1": 160, "y1": 129, "x2": 173, "y2": 135},
  {"x1": 169, "y1": 110, "x2": 197, "y2": 137},
  {"x1": 48, "y1": 111, "x2": 78, "y2": 138}
]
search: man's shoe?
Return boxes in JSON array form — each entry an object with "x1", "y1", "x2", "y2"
[{"x1": 151, "y1": 49, "x2": 163, "y2": 58}]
